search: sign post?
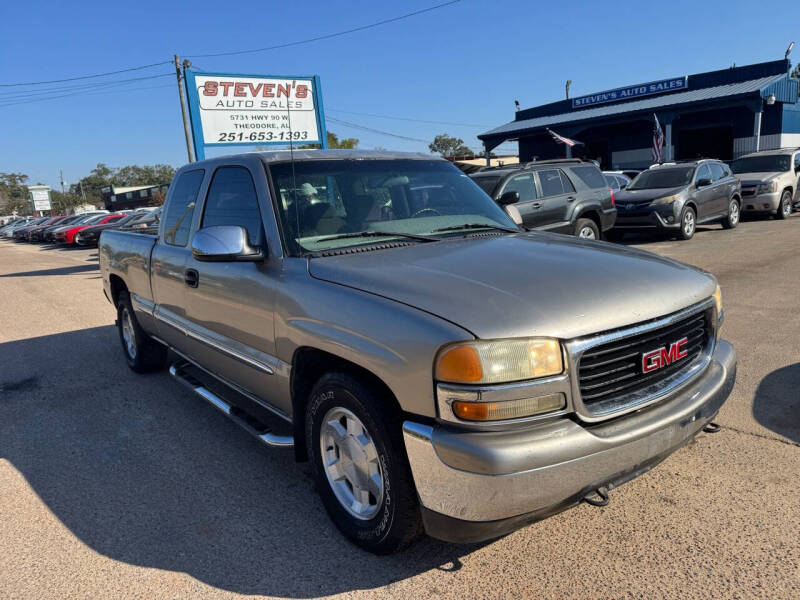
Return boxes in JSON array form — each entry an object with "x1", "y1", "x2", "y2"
[
  {"x1": 184, "y1": 70, "x2": 328, "y2": 161},
  {"x1": 29, "y1": 186, "x2": 52, "y2": 214}
]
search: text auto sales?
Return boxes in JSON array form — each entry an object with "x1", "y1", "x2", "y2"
[
  {"x1": 571, "y1": 77, "x2": 687, "y2": 108},
  {"x1": 200, "y1": 80, "x2": 309, "y2": 109}
]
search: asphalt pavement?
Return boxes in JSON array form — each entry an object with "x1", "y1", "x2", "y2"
[{"x1": 0, "y1": 217, "x2": 798, "y2": 599}]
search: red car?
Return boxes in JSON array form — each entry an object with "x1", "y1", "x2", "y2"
[{"x1": 55, "y1": 214, "x2": 126, "y2": 245}]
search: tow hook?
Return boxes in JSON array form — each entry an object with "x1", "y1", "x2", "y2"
[
  {"x1": 702, "y1": 421, "x2": 721, "y2": 433},
  {"x1": 583, "y1": 486, "x2": 610, "y2": 507}
]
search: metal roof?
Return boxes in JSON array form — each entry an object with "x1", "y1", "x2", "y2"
[{"x1": 481, "y1": 74, "x2": 786, "y2": 139}]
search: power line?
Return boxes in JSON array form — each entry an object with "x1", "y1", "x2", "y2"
[
  {"x1": 327, "y1": 108, "x2": 490, "y2": 128},
  {"x1": 326, "y1": 116, "x2": 431, "y2": 143},
  {"x1": 186, "y1": 0, "x2": 460, "y2": 58},
  {"x1": 0, "y1": 73, "x2": 174, "y2": 101},
  {"x1": 0, "y1": 81, "x2": 173, "y2": 108},
  {"x1": 0, "y1": 60, "x2": 172, "y2": 88}
]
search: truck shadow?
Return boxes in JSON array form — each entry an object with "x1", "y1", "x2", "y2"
[
  {"x1": 752, "y1": 363, "x2": 800, "y2": 444},
  {"x1": 0, "y1": 263, "x2": 98, "y2": 277},
  {"x1": 0, "y1": 326, "x2": 482, "y2": 597}
]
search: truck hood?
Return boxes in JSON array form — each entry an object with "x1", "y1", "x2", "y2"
[
  {"x1": 308, "y1": 233, "x2": 716, "y2": 340},
  {"x1": 615, "y1": 186, "x2": 685, "y2": 203},
  {"x1": 735, "y1": 171, "x2": 780, "y2": 185}
]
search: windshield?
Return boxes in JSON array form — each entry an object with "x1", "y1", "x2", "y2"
[
  {"x1": 627, "y1": 167, "x2": 695, "y2": 190},
  {"x1": 268, "y1": 159, "x2": 518, "y2": 255},
  {"x1": 731, "y1": 155, "x2": 791, "y2": 174},
  {"x1": 470, "y1": 175, "x2": 501, "y2": 195}
]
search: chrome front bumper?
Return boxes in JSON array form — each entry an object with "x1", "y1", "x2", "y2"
[{"x1": 403, "y1": 339, "x2": 736, "y2": 540}]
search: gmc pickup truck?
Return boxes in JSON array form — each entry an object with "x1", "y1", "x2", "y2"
[{"x1": 100, "y1": 150, "x2": 736, "y2": 554}]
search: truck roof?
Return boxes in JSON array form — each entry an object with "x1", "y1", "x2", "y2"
[{"x1": 194, "y1": 149, "x2": 437, "y2": 166}]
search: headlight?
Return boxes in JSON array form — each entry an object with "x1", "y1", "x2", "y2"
[
  {"x1": 651, "y1": 193, "x2": 681, "y2": 205},
  {"x1": 758, "y1": 180, "x2": 777, "y2": 194},
  {"x1": 712, "y1": 284, "x2": 723, "y2": 331},
  {"x1": 436, "y1": 338, "x2": 563, "y2": 385}
]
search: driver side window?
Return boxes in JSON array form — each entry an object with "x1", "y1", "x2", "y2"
[{"x1": 695, "y1": 164, "x2": 711, "y2": 184}]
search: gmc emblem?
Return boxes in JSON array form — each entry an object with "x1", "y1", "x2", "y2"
[{"x1": 642, "y1": 337, "x2": 689, "y2": 373}]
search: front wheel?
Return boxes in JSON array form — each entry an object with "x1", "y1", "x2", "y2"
[
  {"x1": 677, "y1": 206, "x2": 696, "y2": 240},
  {"x1": 306, "y1": 372, "x2": 423, "y2": 554},
  {"x1": 721, "y1": 199, "x2": 740, "y2": 229},
  {"x1": 777, "y1": 190, "x2": 792, "y2": 220}
]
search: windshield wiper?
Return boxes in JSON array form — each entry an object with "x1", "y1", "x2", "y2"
[
  {"x1": 315, "y1": 230, "x2": 439, "y2": 243},
  {"x1": 431, "y1": 223, "x2": 519, "y2": 234}
]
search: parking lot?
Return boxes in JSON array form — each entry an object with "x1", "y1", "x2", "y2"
[{"x1": 0, "y1": 217, "x2": 798, "y2": 599}]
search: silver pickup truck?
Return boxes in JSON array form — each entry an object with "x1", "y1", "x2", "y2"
[{"x1": 100, "y1": 150, "x2": 736, "y2": 554}]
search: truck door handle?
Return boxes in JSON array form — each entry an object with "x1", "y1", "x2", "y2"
[
  {"x1": 566, "y1": 196, "x2": 576, "y2": 202},
  {"x1": 184, "y1": 269, "x2": 199, "y2": 288},
  {"x1": 531, "y1": 202, "x2": 543, "y2": 209}
]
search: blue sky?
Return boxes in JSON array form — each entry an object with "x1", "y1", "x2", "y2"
[{"x1": 1, "y1": 0, "x2": 798, "y2": 189}]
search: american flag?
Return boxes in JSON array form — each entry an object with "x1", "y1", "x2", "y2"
[
  {"x1": 547, "y1": 128, "x2": 581, "y2": 147},
  {"x1": 652, "y1": 114, "x2": 665, "y2": 163}
]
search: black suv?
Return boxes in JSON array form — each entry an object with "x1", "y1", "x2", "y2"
[
  {"x1": 469, "y1": 159, "x2": 616, "y2": 239},
  {"x1": 612, "y1": 159, "x2": 741, "y2": 240}
]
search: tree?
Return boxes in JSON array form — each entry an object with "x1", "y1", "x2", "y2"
[
  {"x1": 0, "y1": 172, "x2": 30, "y2": 215},
  {"x1": 298, "y1": 131, "x2": 359, "y2": 149},
  {"x1": 50, "y1": 190, "x2": 84, "y2": 213},
  {"x1": 429, "y1": 134, "x2": 472, "y2": 159},
  {"x1": 72, "y1": 162, "x2": 176, "y2": 204}
]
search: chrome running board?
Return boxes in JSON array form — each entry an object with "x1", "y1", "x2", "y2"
[{"x1": 169, "y1": 361, "x2": 294, "y2": 448}]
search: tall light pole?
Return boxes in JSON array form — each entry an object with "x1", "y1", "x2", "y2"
[{"x1": 174, "y1": 54, "x2": 195, "y2": 162}]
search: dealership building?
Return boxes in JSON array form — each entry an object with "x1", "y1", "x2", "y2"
[{"x1": 479, "y1": 59, "x2": 800, "y2": 169}]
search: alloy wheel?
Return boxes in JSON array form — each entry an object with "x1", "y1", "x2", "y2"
[
  {"x1": 320, "y1": 406, "x2": 384, "y2": 520},
  {"x1": 729, "y1": 201, "x2": 740, "y2": 225},
  {"x1": 683, "y1": 211, "x2": 695, "y2": 236},
  {"x1": 578, "y1": 226, "x2": 596, "y2": 239},
  {"x1": 121, "y1": 307, "x2": 137, "y2": 359}
]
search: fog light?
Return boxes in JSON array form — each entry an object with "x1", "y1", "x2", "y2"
[
  {"x1": 667, "y1": 216, "x2": 675, "y2": 223},
  {"x1": 451, "y1": 393, "x2": 565, "y2": 421}
]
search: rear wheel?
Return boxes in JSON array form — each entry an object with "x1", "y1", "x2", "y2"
[
  {"x1": 574, "y1": 218, "x2": 599, "y2": 240},
  {"x1": 777, "y1": 190, "x2": 792, "y2": 220},
  {"x1": 677, "y1": 206, "x2": 696, "y2": 240},
  {"x1": 721, "y1": 199, "x2": 740, "y2": 229},
  {"x1": 306, "y1": 372, "x2": 423, "y2": 554},
  {"x1": 116, "y1": 290, "x2": 167, "y2": 373}
]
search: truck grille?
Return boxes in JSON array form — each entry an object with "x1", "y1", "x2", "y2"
[{"x1": 578, "y1": 309, "x2": 712, "y2": 409}]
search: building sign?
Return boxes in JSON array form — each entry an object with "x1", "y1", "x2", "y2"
[
  {"x1": 571, "y1": 76, "x2": 688, "y2": 109},
  {"x1": 30, "y1": 187, "x2": 51, "y2": 211},
  {"x1": 184, "y1": 70, "x2": 327, "y2": 160}
]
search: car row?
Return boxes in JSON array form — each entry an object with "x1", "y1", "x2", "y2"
[
  {"x1": 470, "y1": 148, "x2": 799, "y2": 242},
  {"x1": 2, "y1": 207, "x2": 162, "y2": 247}
]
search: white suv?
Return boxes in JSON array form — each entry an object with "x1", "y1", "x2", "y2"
[{"x1": 730, "y1": 148, "x2": 800, "y2": 219}]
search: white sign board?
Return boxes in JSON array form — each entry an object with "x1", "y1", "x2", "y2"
[
  {"x1": 190, "y1": 75, "x2": 321, "y2": 147},
  {"x1": 31, "y1": 189, "x2": 51, "y2": 211}
]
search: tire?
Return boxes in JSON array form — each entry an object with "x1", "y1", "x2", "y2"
[
  {"x1": 776, "y1": 190, "x2": 792, "y2": 220},
  {"x1": 116, "y1": 290, "x2": 168, "y2": 373},
  {"x1": 721, "y1": 198, "x2": 740, "y2": 229},
  {"x1": 305, "y1": 372, "x2": 423, "y2": 554},
  {"x1": 677, "y1": 206, "x2": 696, "y2": 240},
  {"x1": 574, "y1": 218, "x2": 600, "y2": 240}
]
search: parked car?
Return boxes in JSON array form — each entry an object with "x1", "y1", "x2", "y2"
[
  {"x1": 100, "y1": 150, "x2": 735, "y2": 554},
  {"x1": 13, "y1": 216, "x2": 59, "y2": 241},
  {"x1": 0, "y1": 217, "x2": 32, "y2": 236},
  {"x1": 45, "y1": 212, "x2": 106, "y2": 243},
  {"x1": 116, "y1": 206, "x2": 161, "y2": 235},
  {"x1": 75, "y1": 212, "x2": 138, "y2": 246},
  {"x1": 55, "y1": 213, "x2": 127, "y2": 245},
  {"x1": 469, "y1": 159, "x2": 616, "y2": 239},
  {"x1": 730, "y1": 148, "x2": 800, "y2": 219},
  {"x1": 29, "y1": 215, "x2": 72, "y2": 242},
  {"x1": 612, "y1": 159, "x2": 742, "y2": 240},
  {"x1": 604, "y1": 171, "x2": 632, "y2": 190}
]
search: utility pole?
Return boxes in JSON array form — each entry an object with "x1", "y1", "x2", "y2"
[
  {"x1": 565, "y1": 80, "x2": 572, "y2": 100},
  {"x1": 174, "y1": 54, "x2": 195, "y2": 162},
  {"x1": 59, "y1": 169, "x2": 65, "y2": 193}
]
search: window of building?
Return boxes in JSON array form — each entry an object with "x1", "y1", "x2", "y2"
[
  {"x1": 538, "y1": 169, "x2": 566, "y2": 196},
  {"x1": 202, "y1": 167, "x2": 263, "y2": 245},
  {"x1": 502, "y1": 174, "x2": 537, "y2": 202},
  {"x1": 162, "y1": 169, "x2": 204, "y2": 246}
]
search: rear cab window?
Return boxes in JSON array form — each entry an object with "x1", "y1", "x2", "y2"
[{"x1": 163, "y1": 169, "x2": 205, "y2": 246}]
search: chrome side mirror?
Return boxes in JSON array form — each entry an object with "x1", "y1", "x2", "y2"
[{"x1": 191, "y1": 225, "x2": 264, "y2": 262}]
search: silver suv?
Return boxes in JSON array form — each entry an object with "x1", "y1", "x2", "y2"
[{"x1": 730, "y1": 148, "x2": 800, "y2": 219}]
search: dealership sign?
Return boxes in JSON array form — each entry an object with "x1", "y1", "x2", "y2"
[
  {"x1": 29, "y1": 187, "x2": 52, "y2": 211},
  {"x1": 184, "y1": 70, "x2": 327, "y2": 160},
  {"x1": 571, "y1": 76, "x2": 688, "y2": 109}
]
